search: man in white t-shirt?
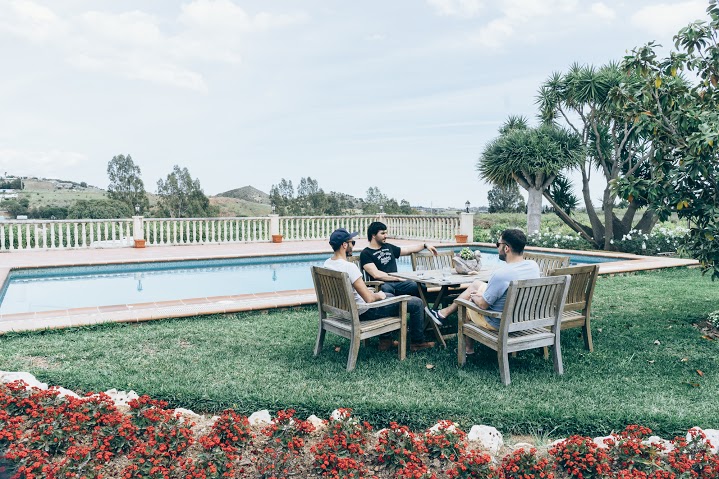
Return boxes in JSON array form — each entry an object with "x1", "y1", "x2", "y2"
[
  {"x1": 323, "y1": 228, "x2": 435, "y2": 352},
  {"x1": 425, "y1": 229, "x2": 540, "y2": 354}
]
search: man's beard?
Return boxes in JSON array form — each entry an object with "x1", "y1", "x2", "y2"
[{"x1": 498, "y1": 252, "x2": 507, "y2": 262}]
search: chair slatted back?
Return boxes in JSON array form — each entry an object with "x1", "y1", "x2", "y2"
[
  {"x1": 499, "y1": 276, "x2": 570, "y2": 334},
  {"x1": 411, "y1": 251, "x2": 455, "y2": 271},
  {"x1": 550, "y1": 264, "x2": 599, "y2": 312},
  {"x1": 523, "y1": 252, "x2": 571, "y2": 276},
  {"x1": 311, "y1": 266, "x2": 359, "y2": 325}
]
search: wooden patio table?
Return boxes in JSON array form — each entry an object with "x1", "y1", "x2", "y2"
[{"x1": 392, "y1": 265, "x2": 501, "y2": 347}]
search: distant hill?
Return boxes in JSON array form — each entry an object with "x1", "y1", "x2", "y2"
[{"x1": 216, "y1": 186, "x2": 270, "y2": 204}]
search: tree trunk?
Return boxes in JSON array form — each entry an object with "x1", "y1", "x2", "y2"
[
  {"x1": 634, "y1": 209, "x2": 658, "y2": 233},
  {"x1": 527, "y1": 188, "x2": 542, "y2": 234},
  {"x1": 580, "y1": 168, "x2": 604, "y2": 244},
  {"x1": 603, "y1": 185, "x2": 615, "y2": 250}
]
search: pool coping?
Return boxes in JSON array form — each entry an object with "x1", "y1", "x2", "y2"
[{"x1": 0, "y1": 240, "x2": 699, "y2": 334}]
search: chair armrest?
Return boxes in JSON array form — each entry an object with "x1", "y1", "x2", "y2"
[
  {"x1": 365, "y1": 294, "x2": 412, "y2": 309},
  {"x1": 453, "y1": 298, "x2": 502, "y2": 318},
  {"x1": 365, "y1": 280, "x2": 384, "y2": 291}
]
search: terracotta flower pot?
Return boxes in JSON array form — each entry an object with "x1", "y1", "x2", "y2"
[
  {"x1": 455, "y1": 234, "x2": 468, "y2": 244},
  {"x1": 272, "y1": 234, "x2": 283, "y2": 243},
  {"x1": 134, "y1": 239, "x2": 146, "y2": 248}
]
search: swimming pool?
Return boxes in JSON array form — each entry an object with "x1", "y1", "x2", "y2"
[{"x1": 0, "y1": 248, "x2": 619, "y2": 315}]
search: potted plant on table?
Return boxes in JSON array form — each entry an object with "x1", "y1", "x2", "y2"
[{"x1": 452, "y1": 247, "x2": 482, "y2": 274}]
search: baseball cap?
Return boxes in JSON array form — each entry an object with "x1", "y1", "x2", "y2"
[{"x1": 329, "y1": 228, "x2": 359, "y2": 247}]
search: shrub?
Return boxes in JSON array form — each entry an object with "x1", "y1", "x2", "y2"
[
  {"x1": 447, "y1": 449, "x2": 500, "y2": 479},
  {"x1": 424, "y1": 420, "x2": 466, "y2": 463},
  {"x1": 501, "y1": 447, "x2": 554, "y2": 479},
  {"x1": 526, "y1": 232, "x2": 594, "y2": 250},
  {"x1": 611, "y1": 227, "x2": 688, "y2": 256},
  {"x1": 708, "y1": 310, "x2": 719, "y2": 329},
  {"x1": 549, "y1": 435, "x2": 612, "y2": 479}
]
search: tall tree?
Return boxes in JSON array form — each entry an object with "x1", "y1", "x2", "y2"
[
  {"x1": 269, "y1": 179, "x2": 295, "y2": 215},
  {"x1": 155, "y1": 165, "x2": 214, "y2": 218},
  {"x1": 487, "y1": 183, "x2": 526, "y2": 213},
  {"x1": 478, "y1": 117, "x2": 582, "y2": 233},
  {"x1": 620, "y1": 0, "x2": 719, "y2": 278},
  {"x1": 537, "y1": 63, "x2": 659, "y2": 248},
  {"x1": 106, "y1": 154, "x2": 149, "y2": 214},
  {"x1": 362, "y1": 186, "x2": 389, "y2": 214}
]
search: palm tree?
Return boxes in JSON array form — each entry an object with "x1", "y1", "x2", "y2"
[{"x1": 478, "y1": 117, "x2": 583, "y2": 234}]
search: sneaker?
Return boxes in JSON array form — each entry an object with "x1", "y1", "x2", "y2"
[
  {"x1": 425, "y1": 307, "x2": 444, "y2": 326},
  {"x1": 378, "y1": 339, "x2": 399, "y2": 351},
  {"x1": 410, "y1": 341, "x2": 436, "y2": 352}
]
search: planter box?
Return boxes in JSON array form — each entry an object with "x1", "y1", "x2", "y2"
[
  {"x1": 272, "y1": 234, "x2": 283, "y2": 243},
  {"x1": 455, "y1": 234, "x2": 468, "y2": 244},
  {"x1": 134, "y1": 239, "x2": 146, "y2": 248}
]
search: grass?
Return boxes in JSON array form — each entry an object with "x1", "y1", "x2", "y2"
[{"x1": 0, "y1": 268, "x2": 717, "y2": 437}]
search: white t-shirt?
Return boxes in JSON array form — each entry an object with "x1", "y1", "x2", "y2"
[{"x1": 323, "y1": 258, "x2": 369, "y2": 314}]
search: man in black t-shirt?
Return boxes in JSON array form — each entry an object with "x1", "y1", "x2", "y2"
[{"x1": 359, "y1": 221, "x2": 438, "y2": 299}]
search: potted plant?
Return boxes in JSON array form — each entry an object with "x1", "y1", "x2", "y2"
[
  {"x1": 272, "y1": 234, "x2": 283, "y2": 243},
  {"x1": 452, "y1": 247, "x2": 482, "y2": 274},
  {"x1": 134, "y1": 239, "x2": 146, "y2": 248},
  {"x1": 455, "y1": 234, "x2": 468, "y2": 243}
]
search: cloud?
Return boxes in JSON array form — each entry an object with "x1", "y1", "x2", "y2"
[
  {"x1": 590, "y1": 2, "x2": 616, "y2": 20},
  {"x1": 427, "y1": 0, "x2": 484, "y2": 18},
  {"x1": 630, "y1": 1, "x2": 706, "y2": 39},
  {"x1": 0, "y1": 0, "x2": 65, "y2": 43},
  {"x1": 0, "y1": 150, "x2": 89, "y2": 178},
  {"x1": 0, "y1": 1, "x2": 307, "y2": 92}
]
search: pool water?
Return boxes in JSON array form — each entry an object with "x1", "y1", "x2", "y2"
[{"x1": 0, "y1": 248, "x2": 616, "y2": 315}]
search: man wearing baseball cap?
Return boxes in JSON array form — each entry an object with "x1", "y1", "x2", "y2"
[{"x1": 322, "y1": 228, "x2": 435, "y2": 352}]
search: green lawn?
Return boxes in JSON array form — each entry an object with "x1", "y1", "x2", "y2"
[{"x1": 0, "y1": 268, "x2": 716, "y2": 437}]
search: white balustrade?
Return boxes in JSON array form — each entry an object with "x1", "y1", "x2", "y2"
[
  {"x1": 0, "y1": 214, "x2": 465, "y2": 252},
  {"x1": 0, "y1": 219, "x2": 134, "y2": 251}
]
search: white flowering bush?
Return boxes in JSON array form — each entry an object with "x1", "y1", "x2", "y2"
[
  {"x1": 611, "y1": 226, "x2": 689, "y2": 256},
  {"x1": 708, "y1": 311, "x2": 719, "y2": 329},
  {"x1": 526, "y1": 232, "x2": 594, "y2": 250}
]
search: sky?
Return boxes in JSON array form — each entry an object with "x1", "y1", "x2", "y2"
[{"x1": 0, "y1": 0, "x2": 711, "y2": 209}]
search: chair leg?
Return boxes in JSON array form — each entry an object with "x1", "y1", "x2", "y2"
[
  {"x1": 542, "y1": 346, "x2": 549, "y2": 360},
  {"x1": 498, "y1": 351, "x2": 510, "y2": 386},
  {"x1": 553, "y1": 339, "x2": 564, "y2": 376},
  {"x1": 583, "y1": 320, "x2": 594, "y2": 352},
  {"x1": 314, "y1": 324, "x2": 326, "y2": 357},
  {"x1": 457, "y1": 309, "x2": 466, "y2": 367},
  {"x1": 346, "y1": 334, "x2": 361, "y2": 372}
]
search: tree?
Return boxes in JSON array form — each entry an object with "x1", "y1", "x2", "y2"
[
  {"x1": 67, "y1": 199, "x2": 132, "y2": 219},
  {"x1": 477, "y1": 116, "x2": 582, "y2": 233},
  {"x1": 155, "y1": 165, "x2": 214, "y2": 218},
  {"x1": 296, "y1": 177, "x2": 328, "y2": 215},
  {"x1": 537, "y1": 63, "x2": 659, "y2": 248},
  {"x1": 546, "y1": 174, "x2": 580, "y2": 215},
  {"x1": 487, "y1": 183, "x2": 526, "y2": 213},
  {"x1": 620, "y1": 0, "x2": 719, "y2": 278},
  {"x1": 269, "y1": 179, "x2": 295, "y2": 216},
  {"x1": 106, "y1": 154, "x2": 150, "y2": 214}
]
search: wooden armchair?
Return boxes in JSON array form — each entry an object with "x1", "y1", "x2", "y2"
[
  {"x1": 548, "y1": 264, "x2": 600, "y2": 353},
  {"x1": 311, "y1": 266, "x2": 409, "y2": 371},
  {"x1": 410, "y1": 251, "x2": 455, "y2": 271},
  {"x1": 347, "y1": 256, "x2": 383, "y2": 291},
  {"x1": 523, "y1": 252, "x2": 570, "y2": 276},
  {"x1": 455, "y1": 275, "x2": 571, "y2": 385}
]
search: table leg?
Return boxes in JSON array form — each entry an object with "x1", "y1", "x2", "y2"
[{"x1": 418, "y1": 285, "x2": 447, "y2": 348}]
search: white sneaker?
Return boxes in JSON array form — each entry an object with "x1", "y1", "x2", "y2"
[{"x1": 425, "y1": 306, "x2": 444, "y2": 326}]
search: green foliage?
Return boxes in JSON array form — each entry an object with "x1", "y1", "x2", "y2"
[
  {"x1": 546, "y1": 174, "x2": 579, "y2": 215},
  {"x1": 155, "y1": 165, "x2": 216, "y2": 218},
  {"x1": 619, "y1": 1, "x2": 719, "y2": 278},
  {"x1": 106, "y1": 154, "x2": 149, "y2": 214},
  {"x1": 537, "y1": 62, "x2": 659, "y2": 249},
  {"x1": 526, "y1": 232, "x2": 594, "y2": 250},
  {"x1": 610, "y1": 226, "x2": 689, "y2": 256},
  {"x1": 708, "y1": 310, "x2": 719, "y2": 329},
  {"x1": 487, "y1": 183, "x2": 525, "y2": 214},
  {"x1": 67, "y1": 199, "x2": 133, "y2": 219},
  {"x1": 0, "y1": 178, "x2": 22, "y2": 189},
  {"x1": 269, "y1": 178, "x2": 361, "y2": 216},
  {"x1": 1, "y1": 197, "x2": 30, "y2": 218}
]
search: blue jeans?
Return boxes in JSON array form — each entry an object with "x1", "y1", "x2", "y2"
[
  {"x1": 359, "y1": 293, "x2": 427, "y2": 343},
  {"x1": 380, "y1": 280, "x2": 424, "y2": 297}
]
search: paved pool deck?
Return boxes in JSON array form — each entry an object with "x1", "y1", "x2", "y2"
[{"x1": 0, "y1": 240, "x2": 698, "y2": 334}]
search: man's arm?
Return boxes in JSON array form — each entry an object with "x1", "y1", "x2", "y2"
[
  {"x1": 399, "y1": 242, "x2": 438, "y2": 256},
  {"x1": 362, "y1": 262, "x2": 403, "y2": 282},
  {"x1": 469, "y1": 291, "x2": 490, "y2": 309},
  {"x1": 353, "y1": 277, "x2": 386, "y2": 303}
]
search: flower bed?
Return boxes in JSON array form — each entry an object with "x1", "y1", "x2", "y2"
[{"x1": 1, "y1": 380, "x2": 717, "y2": 479}]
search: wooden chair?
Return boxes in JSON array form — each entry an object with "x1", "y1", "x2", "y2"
[
  {"x1": 455, "y1": 275, "x2": 571, "y2": 385},
  {"x1": 311, "y1": 266, "x2": 409, "y2": 372},
  {"x1": 410, "y1": 251, "x2": 455, "y2": 271},
  {"x1": 347, "y1": 256, "x2": 383, "y2": 291},
  {"x1": 547, "y1": 264, "x2": 600, "y2": 353},
  {"x1": 523, "y1": 252, "x2": 570, "y2": 276}
]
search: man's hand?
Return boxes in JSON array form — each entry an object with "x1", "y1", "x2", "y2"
[
  {"x1": 426, "y1": 244, "x2": 438, "y2": 256},
  {"x1": 375, "y1": 291, "x2": 387, "y2": 300}
]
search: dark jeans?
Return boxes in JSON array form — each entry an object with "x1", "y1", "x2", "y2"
[
  {"x1": 380, "y1": 280, "x2": 425, "y2": 298},
  {"x1": 359, "y1": 293, "x2": 427, "y2": 343}
]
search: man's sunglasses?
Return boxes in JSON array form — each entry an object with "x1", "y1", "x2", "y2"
[
  {"x1": 496, "y1": 241, "x2": 506, "y2": 247},
  {"x1": 347, "y1": 240, "x2": 356, "y2": 246}
]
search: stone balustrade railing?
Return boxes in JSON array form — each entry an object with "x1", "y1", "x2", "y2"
[
  {"x1": 0, "y1": 213, "x2": 474, "y2": 251},
  {"x1": 0, "y1": 219, "x2": 134, "y2": 251}
]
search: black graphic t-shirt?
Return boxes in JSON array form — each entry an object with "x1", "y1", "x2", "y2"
[{"x1": 359, "y1": 243, "x2": 402, "y2": 280}]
